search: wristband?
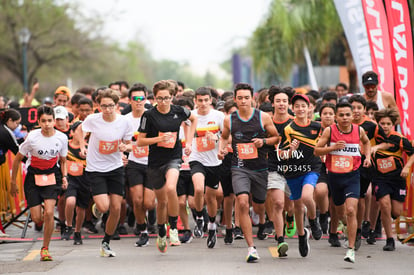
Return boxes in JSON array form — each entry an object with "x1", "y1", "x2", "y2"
[{"x1": 263, "y1": 138, "x2": 266, "y2": 145}]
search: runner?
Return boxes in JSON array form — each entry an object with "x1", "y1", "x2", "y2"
[
  {"x1": 279, "y1": 94, "x2": 323, "y2": 257},
  {"x1": 124, "y1": 84, "x2": 156, "y2": 247},
  {"x1": 10, "y1": 105, "x2": 68, "y2": 261},
  {"x1": 137, "y1": 80, "x2": 197, "y2": 253},
  {"x1": 372, "y1": 108, "x2": 414, "y2": 251},
  {"x1": 189, "y1": 87, "x2": 225, "y2": 248},
  {"x1": 315, "y1": 101, "x2": 371, "y2": 263},
  {"x1": 266, "y1": 86, "x2": 295, "y2": 257},
  {"x1": 218, "y1": 83, "x2": 279, "y2": 262},
  {"x1": 78, "y1": 88, "x2": 133, "y2": 257}
]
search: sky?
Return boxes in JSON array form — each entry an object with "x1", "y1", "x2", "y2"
[{"x1": 75, "y1": 0, "x2": 272, "y2": 75}]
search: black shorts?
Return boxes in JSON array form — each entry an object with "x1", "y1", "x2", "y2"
[
  {"x1": 177, "y1": 170, "x2": 194, "y2": 197},
  {"x1": 65, "y1": 175, "x2": 91, "y2": 209},
  {"x1": 147, "y1": 159, "x2": 182, "y2": 190},
  {"x1": 359, "y1": 167, "x2": 372, "y2": 198},
  {"x1": 126, "y1": 161, "x2": 152, "y2": 189},
  {"x1": 86, "y1": 166, "x2": 125, "y2": 196},
  {"x1": 189, "y1": 161, "x2": 221, "y2": 190},
  {"x1": 373, "y1": 176, "x2": 407, "y2": 202},
  {"x1": 219, "y1": 163, "x2": 233, "y2": 197},
  {"x1": 328, "y1": 170, "x2": 360, "y2": 206},
  {"x1": 317, "y1": 163, "x2": 328, "y2": 184},
  {"x1": 24, "y1": 167, "x2": 62, "y2": 208}
]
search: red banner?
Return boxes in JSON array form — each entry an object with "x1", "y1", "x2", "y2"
[
  {"x1": 361, "y1": 0, "x2": 394, "y2": 95},
  {"x1": 384, "y1": 0, "x2": 414, "y2": 139}
]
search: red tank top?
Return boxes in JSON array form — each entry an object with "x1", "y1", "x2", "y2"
[{"x1": 326, "y1": 124, "x2": 361, "y2": 173}]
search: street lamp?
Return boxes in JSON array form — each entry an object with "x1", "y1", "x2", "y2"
[{"x1": 18, "y1": 27, "x2": 31, "y2": 93}]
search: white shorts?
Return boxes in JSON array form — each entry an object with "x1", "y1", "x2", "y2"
[{"x1": 268, "y1": 171, "x2": 291, "y2": 196}]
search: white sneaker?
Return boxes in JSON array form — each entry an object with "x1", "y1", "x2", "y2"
[
  {"x1": 100, "y1": 242, "x2": 116, "y2": 257},
  {"x1": 169, "y1": 228, "x2": 181, "y2": 246}
]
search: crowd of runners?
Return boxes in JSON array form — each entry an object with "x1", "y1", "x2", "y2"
[{"x1": 1, "y1": 70, "x2": 413, "y2": 264}]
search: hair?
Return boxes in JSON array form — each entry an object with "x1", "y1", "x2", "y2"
[
  {"x1": 224, "y1": 99, "x2": 238, "y2": 113},
  {"x1": 128, "y1": 83, "x2": 148, "y2": 98},
  {"x1": 322, "y1": 91, "x2": 338, "y2": 103},
  {"x1": 92, "y1": 87, "x2": 107, "y2": 103},
  {"x1": 177, "y1": 81, "x2": 185, "y2": 89},
  {"x1": 195, "y1": 87, "x2": 212, "y2": 98},
  {"x1": 256, "y1": 88, "x2": 269, "y2": 107},
  {"x1": 319, "y1": 103, "x2": 336, "y2": 115},
  {"x1": 116, "y1": 80, "x2": 129, "y2": 89},
  {"x1": 348, "y1": 95, "x2": 367, "y2": 108},
  {"x1": 221, "y1": 91, "x2": 234, "y2": 101},
  {"x1": 78, "y1": 97, "x2": 93, "y2": 108},
  {"x1": 335, "y1": 82, "x2": 348, "y2": 91},
  {"x1": 96, "y1": 88, "x2": 120, "y2": 104},
  {"x1": 234, "y1": 83, "x2": 254, "y2": 97},
  {"x1": 210, "y1": 87, "x2": 219, "y2": 99},
  {"x1": 374, "y1": 108, "x2": 399, "y2": 125},
  {"x1": 282, "y1": 86, "x2": 295, "y2": 102},
  {"x1": 211, "y1": 97, "x2": 217, "y2": 108},
  {"x1": 268, "y1": 85, "x2": 286, "y2": 103},
  {"x1": 366, "y1": 101, "x2": 379, "y2": 112},
  {"x1": 259, "y1": 102, "x2": 273, "y2": 113},
  {"x1": 173, "y1": 96, "x2": 194, "y2": 110},
  {"x1": 335, "y1": 101, "x2": 353, "y2": 113},
  {"x1": 306, "y1": 90, "x2": 320, "y2": 101},
  {"x1": 0, "y1": 109, "x2": 21, "y2": 124},
  {"x1": 167, "y1": 79, "x2": 178, "y2": 96},
  {"x1": 182, "y1": 90, "x2": 195, "y2": 100},
  {"x1": 308, "y1": 95, "x2": 316, "y2": 106},
  {"x1": 70, "y1": 93, "x2": 86, "y2": 106},
  {"x1": 76, "y1": 87, "x2": 94, "y2": 96},
  {"x1": 37, "y1": 105, "x2": 55, "y2": 119},
  {"x1": 153, "y1": 80, "x2": 176, "y2": 96}
]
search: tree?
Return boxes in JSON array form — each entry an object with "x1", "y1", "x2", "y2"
[{"x1": 249, "y1": 0, "x2": 353, "y2": 88}]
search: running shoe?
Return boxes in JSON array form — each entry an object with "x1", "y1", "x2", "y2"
[
  {"x1": 40, "y1": 247, "x2": 53, "y2": 261},
  {"x1": 277, "y1": 242, "x2": 288, "y2": 257},
  {"x1": 246, "y1": 246, "x2": 260, "y2": 262},
  {"x1": 118, "y1": 224, "x2": 128, "y2": 235},
  {"x1": 100, "y1": 242, "x2": 116, "y2": 257},
  {"x1": 355, "y1": 231, "x2": 362, "y2": 251},
  {"x1": 169, "y1": 228, "x2": 181, "y2": 246},
  {"x1": 344, "y1": 248, "x2": 355, "y2": 263},
  {"x1": 207, "y1": 229, "x2": 217, "y2": 248},
  {"x1": 112, "y1": 230, "x2": 121, "y2": 240},
  {"x1": 285, "y1": 219, "x2": 296, "y2": 238},
  {"x1": 135, "y1": 232, "x2": 149, "y2": 247},
  {"x1": 156, "y1": 235, "x2": 168, "y2": 253},
  {"x1": 82, "y1": 221, "x2": 98, "y2": 234},
  {"x1": 61, "y1": 226, "x2": 73, "y2": 241},
  {"x1": 263, "y1": 220, "x2": 274, "y2": 235},
  {"x1": 366, "y1": 229, "x2": 376, "y2": 245},
  {"x1": 224, "y1": 228, "x2": 233, "y2": 245},
  {"x1": 361, "y1": 221, "x2": 370, "y2": 238},
  {"x1": 257, "y1": 223, "x2": 268, "y2": 240},
  {"x1": 310, "y1": 220, "x2": 322, "y2": 240},
  {"x1": 73, "y1": 232, "x2": 83, "y2": 245},
  {"x1": 233, "y1": 226, "x2": 244, "y2": 240},
  {"x1": 92, "y1": 203, "x2": 103, "y2": 219},
  {"x1": 328, "y1": 233, "x2": 341, "y2": 247},
  {"x1": 179, "y1": 230, "x2": 193, "y2": 244},
  {"x1": 319, "y1": 214, "x2": 329, "y2": 234},
  {"x1": 383, "y1": 238, "x2": 395, "y2": 251},
  {"x1": 298, "y1": 228, "x2": 310, "y2": 257},
  {"x1": 194, "y1": 218, "x2": 204, "y2": 238}
]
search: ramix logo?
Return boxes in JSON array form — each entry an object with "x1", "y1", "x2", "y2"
[{"x1": 275, "y1": 147, "x2": 304, "y2": 161}]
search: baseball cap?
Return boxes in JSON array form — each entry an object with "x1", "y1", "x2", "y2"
[
  {"x1": 362, "y1": 71, "x2": 378, "y2": 86},
  {"x1": 54, "y1": 86, "x2": 71, "y2": 98},
  {"x1": 216, "y1": 100, "x2": 225, "y2": 111},
  {"x1": 291, "y1": 93, "x2": 310, "y2": 106},
  {"x1": 54, "y1": 106, "x2": 68, "y2": 119}
]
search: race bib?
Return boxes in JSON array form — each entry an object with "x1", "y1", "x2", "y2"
[
  {"x1": 67, "y1": 161, "x2": 83, "y2": 176},
  {"x1": 196, "y1": 136, "x2": 215, "y2": 152},
  {"x1": 157, "y1": 132, "x2": 177, "y2": 148},
  {"x1": 181, "y1": 154, "x2": 190, "y2": 170},
  {"x1": 376, "y1": 157, "x2": 396, "y2": 174},
  {"x1": 34, "y1": 173, "x2": 56, "y2": 186},
  {"x1": 237, "y1": 143, "x2": 258, "y2": 160},
  {"x1": 331, "y1": 155, "x2": 353, "y2": 173},
  {"x1": 132, "y1": 145, "x2": 149, "y2": 158},
  {"x1": 99, "y1": 140, "x2": 119, "y2": 154}
]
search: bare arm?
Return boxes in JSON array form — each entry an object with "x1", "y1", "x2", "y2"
[
  {"x1": 184, "y1": 113, "x2": 197, "y2": 156},
  {"x1": 360, "y1": 127, "x2": 371, "y2": 167},
  {"x1": 218, "y1": 115, "x2": 231, "y2": 160},
  {"x1": 10, "y1": 152, "x2": 25, "y2": 196},
  {"x1": 59, "y1": 156, "x2": 68, "y2": 190},
  {"x1": 252, "y1": 112, "x2": 279, "y2": 148}
]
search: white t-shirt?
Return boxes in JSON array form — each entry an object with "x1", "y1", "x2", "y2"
[
  {"x1": 125, "y1": 112, "x2": 148, "y2": 165},
  {"x1": 189, "y1": 109, "x2": 224, "y2": 166},
  {"x1": 19, "y1": 129, "x2": 68, "y2": 168},
  {"x1": 82, "y1": 113, "x2": 133, "y2": 172}
]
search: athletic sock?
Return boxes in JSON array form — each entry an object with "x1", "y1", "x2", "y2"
[
  {"x1": 277, "y1": 236, "x2": 285, "y2": 243},
  {"x1": 158, "y1": 224, "x2": 166, "y2": 237},
  {"x1": 168, "y1": 216, "x2": 178, "y2": 230},
  {"x1": 209, "y1": 216, "x2": 216, "y2": 223},
  {"x1": 103, "y1": 233, "x2": 112, "y2": 244},
  {"x1": 286, "y1": 215, "x2": 294, "y2": 223}
]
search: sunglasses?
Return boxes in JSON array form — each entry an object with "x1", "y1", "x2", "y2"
[{"x1": 132, "y1": 96, "x2": 146, "y2": 102}]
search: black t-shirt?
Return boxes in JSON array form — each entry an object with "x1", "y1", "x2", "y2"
[
  {"x1": 139, "y1": 105, "x2": 190, "y2": 168},
  {"x1": 0, "y1": 124, "x2": 19, "y2": 165}
]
